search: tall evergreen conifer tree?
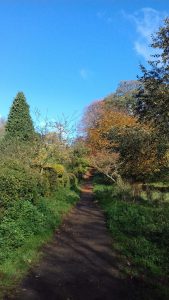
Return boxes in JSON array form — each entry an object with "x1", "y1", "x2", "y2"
[{"x1": 5, "y1": 92, "x2": 35, "y2": 141}]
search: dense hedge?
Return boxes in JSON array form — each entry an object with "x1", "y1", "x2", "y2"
[
  {"x1": 0, "y1": 150, "x2": 80, "y2": 299},
  {"x1": 0, "y1": 157, "x2": 80, "y2": 262},
  {"x1": 43, "y1": 163, "x2": 70, "y2": 191},
  {"x1": 0, "y1": 160, "x2": 48, "y2": 207},
  {"x1": 0, "y1": 188, "x2": 79, "y2": 263},
  {"x1": 0, "y1": 159, "x2": 79, "y2": 208}
]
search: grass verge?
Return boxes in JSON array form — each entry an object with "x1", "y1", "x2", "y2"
[{"x1": 94, "y1": 183, "x2": 169, "y2": 300}]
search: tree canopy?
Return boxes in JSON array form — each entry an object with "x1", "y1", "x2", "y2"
[{"x1": 136, "y1": 18, "x2": 169, "y2": 137}]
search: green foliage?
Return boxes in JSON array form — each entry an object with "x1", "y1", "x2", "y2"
[
  {"x1": 0, "y1": 160, "x2": 44, "y2": 207},
  {"x1": 104, "y1": 80, "x2": 140, "y2": 115},
  {"x1": 115, "y1": 179, "x2": 133, "y2": 201},
  {"x1": 136, "y1": 18, "x2": 169, "y2": 137},
  {"x1": 52, "y1": 163, "x2": 65, "y2": 175},
  {"x1": 72, "y1": 157, "x2": 88, "y2": 178},
  {"x1": 44, "y1": 163, "x2": 70, "y2": 191},
  {"x1": 117, "y1": 126, "x2": 166, "y2": 180},
  {"x1": 39, "y1": 188, "x2": 80, "y2": 229},
  {"x1": 0, "y1": 91, "x2": 82, "y2": 298},
  {"x1": 0, "y1": 117, "x2": 5, "y2": 140},
  {"x1": 69, "y1": 139, "x2": 89, "y2": 179},
  {"x1": 0, "y1": 201, "x2": 45, "y2": 261},
  {"x1": 0, "y1": 188, "x2": 79, "y2": 297},
  {"x1": 69, "y1": 173, "x2": 79, "y2": 190},
  {"x1": 5, "y1": 92, "x2": 35, "y2": 141},
  {"x1": 0, "y1": 188, "x2": 79, "y2": 261},
  {"x1": 94, "y1": 183, "x2": 169, "y2": 298}
]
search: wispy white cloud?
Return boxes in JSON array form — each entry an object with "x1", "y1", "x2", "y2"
[
  {"x1": 134, "y1": 41, "x2": 153, "y2": 61},
  {"x1": 79, "y1": 68, "x2": 90, "y2": 80},
  {"x1": 123, "y1": 8, "x2": 168, "y2": 60},
  {"x1": 96, "y1": 11, "x2": 105, "y2": 19},
  {"x1": 97, "y1": 11, "x2": 113, "y2": 24}
]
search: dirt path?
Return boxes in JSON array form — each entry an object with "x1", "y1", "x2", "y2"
[{"x1": 12, "y1": 179, "x2": 137, "y2": 300}]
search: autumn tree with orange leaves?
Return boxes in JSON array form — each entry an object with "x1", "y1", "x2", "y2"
[
  {"x1": 82, "y1": 100, "x2": 137, "y2": 181},
  {"x1": 82, "y1": 96, "x2": 166, "y2": 181}
]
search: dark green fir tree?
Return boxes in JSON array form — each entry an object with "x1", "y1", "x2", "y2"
[{"x1": 5, "y1": 92, "x2": 35, "y2": 141}]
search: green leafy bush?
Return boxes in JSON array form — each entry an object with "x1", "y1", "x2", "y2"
[
  {"x1": 43, "y1": 163, "x2": 70, "y2": 191},
  {"x1": 0, "y1": 188, "x2": 79, "y2": 263},
  {"x1": 69, "y1": 173, "x2": 78, "y2": 190},
  {"x1": 0, "y1": 201, "x2": 44, "y2": 261},
  {"x1": 72, "y1": 157, "x2": 88, "y2": 179},
  {"x1": 0, "y1": 166, "x2": 35, "y2": 205},
  {"x1": 0, "y1": 160, "x2": 47, "y2": 207}
]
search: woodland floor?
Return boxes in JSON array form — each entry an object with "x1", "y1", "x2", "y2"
[{"x1": 6, "y1": 177, "x2": 148, "y2": 300}]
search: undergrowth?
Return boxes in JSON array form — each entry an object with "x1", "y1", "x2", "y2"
[{"x1": 0, "y1": 188, "x2": 79, "y2": 299}]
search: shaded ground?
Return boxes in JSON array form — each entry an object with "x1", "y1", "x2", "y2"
[{"x1": 8, "y1": 178, "x2": 142, "y2": 300}]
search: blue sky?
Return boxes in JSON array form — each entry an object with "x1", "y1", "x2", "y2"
[{"x1": 0, "y1": 0, "x2": 168, "y2": 124}]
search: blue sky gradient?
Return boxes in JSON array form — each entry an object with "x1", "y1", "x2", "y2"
[{"x1": 0, "y1": 0, "x2": 168, "y2": 123}]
